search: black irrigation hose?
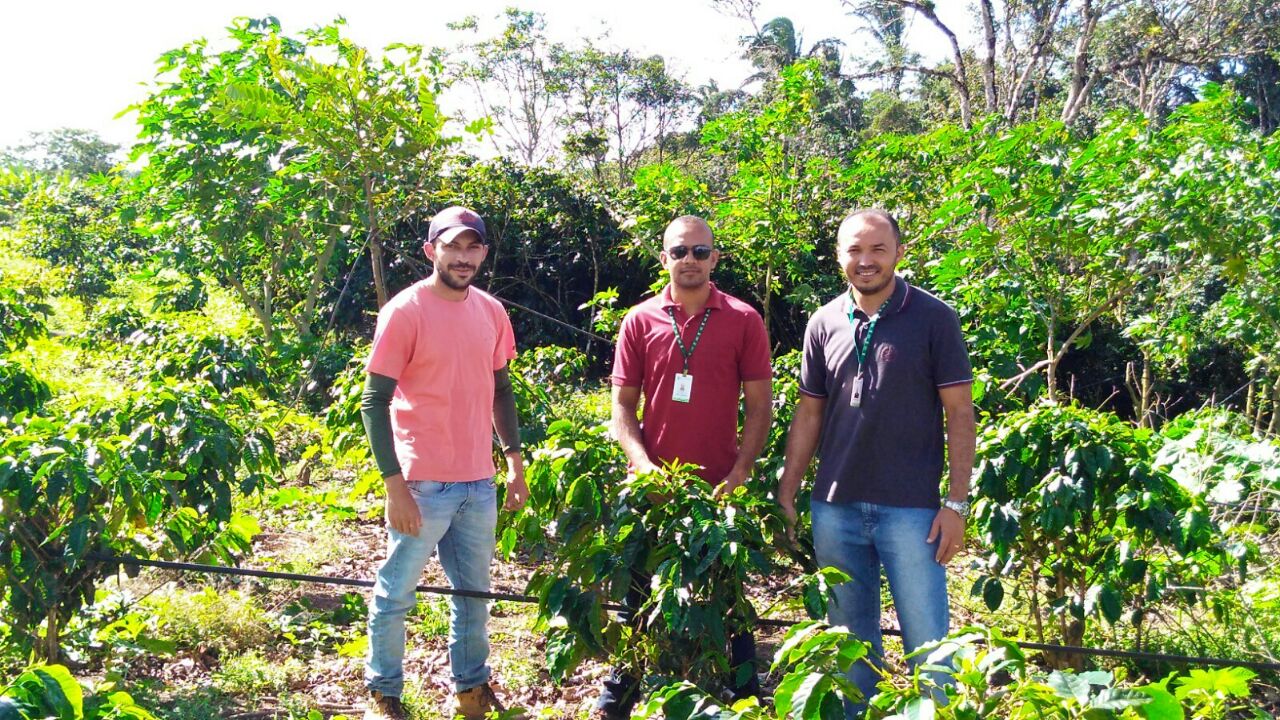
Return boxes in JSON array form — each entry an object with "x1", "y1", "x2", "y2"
[{"x1": 93, "y1": 553, "x2": 1280, "y2": 673}]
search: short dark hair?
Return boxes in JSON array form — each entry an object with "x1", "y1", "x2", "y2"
[{"x1": 844, "y1": 208, "x2": 901, "y2": 244}]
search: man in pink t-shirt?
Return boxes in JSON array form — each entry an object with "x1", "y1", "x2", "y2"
[
  {"x1": 598, "y1": 215, "x2": 773, "y2": 718},
  {"x1": 360, "y1": 206, "x2": 530, "y2": 720}
]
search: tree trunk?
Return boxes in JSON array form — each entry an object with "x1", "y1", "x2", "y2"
[
  {"x1": 365, "y1": 175, "x2": 389, "y2": 308},
  {"x1": 44, "y1": 605, "x2": 59, "y2": 662},
  {"x1": 979, "y1": 0, "x2": 997, "y2": 114},
  {"x1": 1268, "y1": 375, "x2": 1280, "y2": 436}
]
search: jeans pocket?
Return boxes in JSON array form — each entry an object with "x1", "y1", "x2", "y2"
[{"x1": 407, "y1": 481, "x2": 443, "y2": 498}]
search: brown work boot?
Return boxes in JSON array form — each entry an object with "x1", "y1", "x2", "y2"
[
  {"x1": 365, "y1": 690, "x2": 408, "y2": 720},
  {"x1": 455, "y1": 682, "x2": 522, "y2": 720}
]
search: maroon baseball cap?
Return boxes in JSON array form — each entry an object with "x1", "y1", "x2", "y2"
[{"x1": 428, "y1": 206, "x2": 487, "y2": 244}]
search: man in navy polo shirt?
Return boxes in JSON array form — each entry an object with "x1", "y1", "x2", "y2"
[
  {"x1": 777, "y1": 208, "x2": 975, "y2": 714},
  {"x1": 600, "y1": 214, "x2": 773, "y2": 718}
]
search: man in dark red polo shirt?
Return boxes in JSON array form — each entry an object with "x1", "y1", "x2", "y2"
[{"x1": 599, "y1": 215, "x2": 773, "y2": 718}]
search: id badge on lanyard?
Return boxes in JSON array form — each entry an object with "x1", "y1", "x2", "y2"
[
  {"x1": 848, "y1": 294, "x2": 892, "y2": 409},
  {"x1": 668, "y1": 306, "x2": 711, "y2": 405}
]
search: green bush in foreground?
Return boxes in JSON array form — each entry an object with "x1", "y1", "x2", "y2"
[
  {"x1": 637, "y1": 623, "x2": 1263, "y2": 719},
  {"x1": 1, "y1": 663, "x2": 156, "y2": 719}
]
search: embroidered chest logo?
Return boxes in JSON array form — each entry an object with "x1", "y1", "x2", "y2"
[{"x1": 877, "y1": 344, "x2": 898, "y2": 365}]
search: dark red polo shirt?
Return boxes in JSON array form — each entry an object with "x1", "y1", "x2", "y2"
[{"x1": 612, "y1": 283, "x2": 772, "y2": 483}]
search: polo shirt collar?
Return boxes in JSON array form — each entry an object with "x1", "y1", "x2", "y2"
[
  {"x1": 844, "y1": 275, "x2": 910, "y2": 319},
  {"x1": 661, "y1": 282, "x2": 725, "y2": 312}
]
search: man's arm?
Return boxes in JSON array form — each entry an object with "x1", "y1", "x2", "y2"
[
  {"x1": 361, "y1": 372, "x2": 421, "y2": 536},
  {"x1": 928, "y1": 383, "x2": 976, "y2": 564},
  {"x1": 611, "y1": 384, "x2": 662, "y2": 475},
  {"x1": 776, "y1": 393, "x2": 827, "y2": 532},
  {"x1": 493, "y1": 365, "x2": 528, "y2": 511},
  {"x1": 715, "y1": 379, "x2": 773, "y2": 498}
]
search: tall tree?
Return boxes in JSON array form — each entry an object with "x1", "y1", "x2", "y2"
[
  {"x1": 1, "y1": 128, "x2": 119, "y2": 177},
  {"x1": 451, "y1": 10, "x2": 566, "y2": 166},
  {"x1": 131, "y1": 17, "x2": 458, "y2": 342}
]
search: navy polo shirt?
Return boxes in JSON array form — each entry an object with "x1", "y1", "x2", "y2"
[{"x1": 799, "y1": 278, "x2": 972, "y2": 508}]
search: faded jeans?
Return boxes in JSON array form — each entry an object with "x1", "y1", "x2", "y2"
[
  {"x1": 812, "y1": 500, "x2": 952, "y2": 716},
  {"x1": 365, "y1": 478, "x2": 497, "y2": 698}
]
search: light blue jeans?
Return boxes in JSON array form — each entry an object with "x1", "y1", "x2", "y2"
[
  {"x1": 812, "y1": 500, "x2": 951, "y2": 716},
  {"x1": 365, "y1": 478, "x2": 497, "y2": 697}
]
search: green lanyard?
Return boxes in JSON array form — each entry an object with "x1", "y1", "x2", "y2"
[
  {"x1": 666, "y1": 306, "x2": 712, "y2": 374},
  {"x1": 847, "y1": 295, "x2": 893, "y2": 372}
]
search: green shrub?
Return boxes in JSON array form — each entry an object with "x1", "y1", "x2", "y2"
[
  {"x1": 0, "y1": 379, "x2": 277, "y2": 661},
  {"x1": 121, "y1": 323, "x2": 273, "y2": 395},
  {"x1": 148, "y1": 587, "x2": 274, "y2": 655},
  {"x1": 0, "y1": 358, "x2": 51, "y2": 420},
  {"x1": 524, "y1": 437, "x2": 788, "y2": 696},
  {"x1": 1154, "y1": 408, "x2": 1280, "y2": 505},
  {"x1": 0, "y1": 282, "x2": 49, "y2": 351},
  {"x1": 973, "y1": 401, "x2": 1227, "y2": 662},
  {"x1": 90, "y1": 297, "x2": 146, "y2": 339},
  {"x1": 213, "y1": 649, "x2": 305, "y2": 696},
  {"x1": 0, "y1": 663, "x2": 157, "y2": 719}
]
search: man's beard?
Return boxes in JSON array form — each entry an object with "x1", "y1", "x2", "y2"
[{"x1": 437, "y1": 263, "x2": 477, "y2": 290}]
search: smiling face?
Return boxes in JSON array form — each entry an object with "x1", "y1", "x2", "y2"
[
  {"x1": 660, "y1": 218, "x2": 719, "y2": 290},
  {"x1": 837, "y1": 213, "x2": 904, "y2": 299},
  {"x1": 424, "y1": 230, "x2": 488, "y2": 291}
]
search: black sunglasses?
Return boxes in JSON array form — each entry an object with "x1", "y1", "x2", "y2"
[{"x1": 667, "y1": 244, "x2": 713, "y2": 260}]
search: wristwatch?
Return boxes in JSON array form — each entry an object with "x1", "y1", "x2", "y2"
[{"x1": 942, "y1": 498, "x2": 970, "y2": 519}]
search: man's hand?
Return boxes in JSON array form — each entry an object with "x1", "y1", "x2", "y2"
[
  {"x1": 384, "y1": 474, "x2": 421, "y2": 536},
  {"x1": 777, "y1": 494, "x2": 799, "y2": 545},
  {"x1": 927, "y1": 506, "x2": 966, "y2": 565},
  {"x1": 713, "y1": 468, "x2": 749, "y2": 500},
  {"x1": 502, "y1": 452, "x2": 529, "y2": 511}
]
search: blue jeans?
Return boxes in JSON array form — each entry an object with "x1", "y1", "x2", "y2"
[
  {"x1": 812, "y1": 500, "x2": 951, "y2": 715},
  {"x1": 366, "y1": 479, "x2": 497, "y2": 697}
]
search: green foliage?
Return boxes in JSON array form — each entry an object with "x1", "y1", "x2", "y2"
[
  {"x1": 973, "y1": 402, "x2": 1226, "y2": 657},
  {"x1": 119, "y1": 323, "x2": 273, "y2": 395},
  {"x1": 523, "y1": 438, "x2": 786, "y2": 696},
  {"x1": 1172, "y1": 667, "x2": 1258, "y2": 719},
  {"x1": 0, "y1": 128, "x2": 120, "y2": 178},
  {"x1": 639, "y1": 623, "x2": 1263, "y2": 719},
  {"x1": 145, "y1": 587, "x2": 274, "y2": 656},
  {"x1": 88, "y1": 298, "x2": 145, "y2": 340},
  {"x1": 420, "y1": 157, "x2": 644, "y2": 351},
  {"x1": 1, "y1": 663, "x2": 156, "y2": 720},
  {"x1": 212, "y1": 650, "x2": 306, "y2": 697},
  {"x1": 0, "y1": 167, "x2": 41, "y2": 226},
  {"x1": 0, "y1": 379, "x2": 277, "y2": 660},
  {"x1": 1154, "y1": 408, "x2": 1280, "y2": 505},
  {"x1": 509, "y1": 345, "x2": 592, "y2": 446},
  {"x1": 0, "y1": 358, "x2": 51, "y2": 420},
  {"x1": 321, "y1": 351, "x2": 370, "y2": 463},
  {"x1": 503, "y1": 416, "x2": 626, "y2": 561},
  {"x1": 131, "y1": 16, "x2": 459, "y2": 343},
  {"x1": 0, "y1": 282, "x2": 50, "y2": 351},
  {"x1": 16, "y1": 174, "x2": 145, "y2": 302}
]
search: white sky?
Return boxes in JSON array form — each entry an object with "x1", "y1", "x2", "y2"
[{"x1": 0, "y1": 0, "x2": 973, "y2": 150}]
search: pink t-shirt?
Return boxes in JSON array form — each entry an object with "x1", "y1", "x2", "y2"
[{"x1": 366, "y1": 281, "x2": 517, "y2": 482}]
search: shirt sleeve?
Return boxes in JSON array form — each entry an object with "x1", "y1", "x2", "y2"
[
  {"x1": 492, "y1": 303, "x2": 517, "y2": 371},
  {"x1": 739, "y1": 309, "x2": 772, "y2": 382},
  {"x1": 798, "y1": 312, "x2": 829, "y2": 398},
  {"x1": 611, "y1": 310, "x2": 645, "y2": 387},
  {"x1": 366, "y1": 299, "x2": 417, "y2": 380},
  {"x1": 932, "y1": 305, "x2": 974, "y2": 387}
]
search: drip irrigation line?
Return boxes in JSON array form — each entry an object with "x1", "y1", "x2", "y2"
[{"x1": 93, "y1": 553, "x2": 1280, "y2": 673}]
